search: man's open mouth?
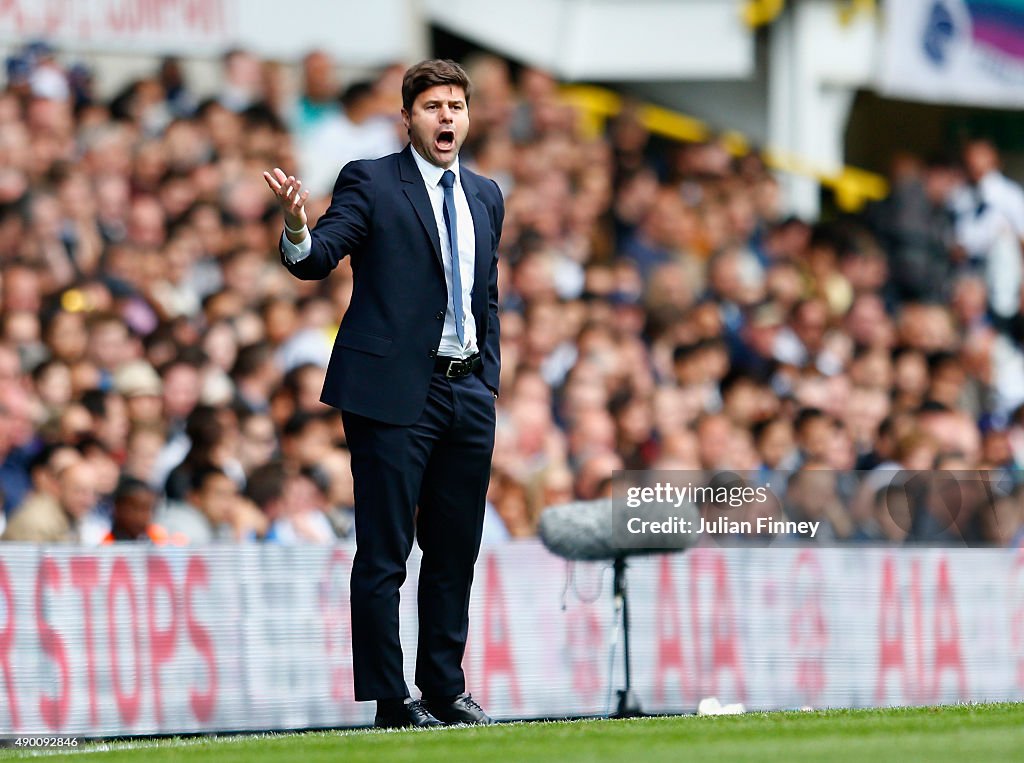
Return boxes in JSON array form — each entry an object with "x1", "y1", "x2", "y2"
[{"x1": 436, "y1": 130, "x2": 455, "y2": 150}]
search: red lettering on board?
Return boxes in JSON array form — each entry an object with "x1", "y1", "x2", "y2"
[
  {"x1": 321, "y1": 548, "x2": 353, "y2": 704},
  {"x1": 875, "y1": 556, "x2": 905, "y2": 702},
  {"x1": 790, "y1": 551, "x2": 827, "y2": 705},
  {"x1": 654, "y1": 556, "x2": 691, "y2": 703},
  {"x1": 108, "y1": 557, "x2": 142, "y2": 725},
  {"x1": 480, "y1": 554, "x2": 520, "y2": 708},
  {"x1": 691, "y1": 550, "x2": 745, "y2": 701},
  {"x1": 567, "y1": 607, "x2": 602, "y2": 698},
  {"x1": 0, "y1": 559, "x2": 19, "y2": 730},
  {"x1": 147, "y1": 556, "x2": 178, "y2": 725},
  {"x1": 69, "y1": 556, "x2": 100, "y2": 726},
  {"x1": 931, "y1": 557, "x2": 966, "y2": 701},
  {"x1": 185, "y1": 556, "x2": 216, "y2": 722},
  {"x1": 36, "y1": 558, "x2": 69, "y2": 729}
]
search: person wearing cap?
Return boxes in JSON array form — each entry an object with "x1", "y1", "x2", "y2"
[
  {"x1": 262, "y1": 59, "x2": 501, "y2": 728},
  {"x1": 114, "y1": 360, "x2": 164, "y2": 425}
]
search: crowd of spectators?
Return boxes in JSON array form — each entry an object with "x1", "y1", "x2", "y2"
[{"x1": 0, "y1": 42, "x2": 1023, "y2": 547}]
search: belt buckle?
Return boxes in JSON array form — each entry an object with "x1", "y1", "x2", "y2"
[{"x1": 445, "y1": 360, "x2": 464, "y2": 379}]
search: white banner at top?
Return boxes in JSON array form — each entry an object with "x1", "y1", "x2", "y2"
[
  {"x1": 0, "y1": 0, "x2": 410, "y2": 64},
  {"x1": 0, "y1": 0, "x2": 237, "y2": 51},
  {"x1": 879, "y1": 0, "x2": 1024, "y2": 107}
]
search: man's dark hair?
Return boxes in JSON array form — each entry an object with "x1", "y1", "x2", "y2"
[
  {"x1": 340, "y1": 80, "x2": 375, "y2": 111},
  {"x1": 281, "y1": 362, "x2": 321, "y2": 397},
  {"x1": 243, "y1": 103, "x2": 285, "y2": 133},
  {"x1": 114, "y1": 476, "x2": 154, "y2": 504},
  {"x1": 29, "y1": 357, "x2": 62, "y2": 384},
  {"x1": 720, "y1": 369, "x2": 758, "y2": 398},
  {"x1": 184, "y1": 405, "x2": 226, "y2": 460},
  {"x1": 283, "y1": 410, "x2": 323, "y2": 439},
  {"x1": 189, "y1": 464, "x2": 228, "y2": 494},
  {"x1": 927, "y1": 350, "x2": 959, "y2": 375},
  {"x1": 79, "y1": 388, "x2": 111, "y2": 418},
  {"x1": 156, "y1": 352, "x2": 203, "y2": 379},
  {"x1": 672, "y1": 342, "x2": 701, "y2": 365},
  {"x1": 222, "y1": 47, "x2": 247, "y2": 66},
  {"x1": 231, "y1": 342, "x2": 273, "y2": 381},
  {"x1": 29, "y1": 442, "x2": 74, "y2": 475},
  {"x1": 794, "y1": 407, "x2": 828, "y2": 435},
  {"x1": 401, "y1": 59, "x2": 472, "y2": 113},
  {"x1": 301, "y1": 465, "x2": 331, "y2": 496},
  {"x1": 917, "y1": 399, "x2": 952, "y2": 415},
  {"x1": 76, "y1": 436, "x2": 111, "y2": 460},
  {"x1": 245, "y1": 461, "x2": 286, "y2": 508}
]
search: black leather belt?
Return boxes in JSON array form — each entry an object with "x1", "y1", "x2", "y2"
[{"x1": 434, "y1": 353, "x2": 481, "y2": 379}]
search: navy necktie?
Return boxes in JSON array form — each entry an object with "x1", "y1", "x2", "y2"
[{"x1": 440, "y1": 169, "x2": 465, "y2": 345}]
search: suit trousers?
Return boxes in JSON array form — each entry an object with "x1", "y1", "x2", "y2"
[{"x1": 342, "y1": 369, "x2": 496, "y2": 701}]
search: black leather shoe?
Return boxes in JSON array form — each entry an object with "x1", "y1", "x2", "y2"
[
  {"x1": 374, "y1": 698, "x2": 443, "y2": 729},
  {"x1": 425, "y1": 693, "x2": 495, "y2": 725}
]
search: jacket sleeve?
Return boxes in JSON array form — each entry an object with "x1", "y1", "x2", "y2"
[{"x1": 280, "y1": 160, "x2": 374, "y2": 281}]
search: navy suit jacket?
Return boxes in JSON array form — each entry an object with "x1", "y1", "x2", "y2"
[{"x1": 281, "y1": 145, "x2": 504, "y2": 426}]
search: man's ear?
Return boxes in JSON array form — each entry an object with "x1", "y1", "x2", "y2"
[{"x1": 401, "y1": 107, "x2": 410, "y2": 130}]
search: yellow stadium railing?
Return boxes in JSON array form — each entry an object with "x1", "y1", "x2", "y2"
[
  {"x1": 741, "y1": 0, "x2": 786, "y2": 28},
  {"x1": 739, "y1": 0, "x2": 876, "y2": 28},
  {"x1": 560, "y1": 83, "x2": 889, "y2": 213}
]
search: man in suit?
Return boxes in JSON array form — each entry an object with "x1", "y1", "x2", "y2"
[{"x1": 263, "y1": 59, "x2": 501, "y2": 728}]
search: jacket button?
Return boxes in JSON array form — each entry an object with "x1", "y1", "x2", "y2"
[
  {"x1": 435, "y1": 310, "x2": 445, "y2": 320},
  {"x1": 428, "y1": 349, "x2": 437, "y2": 358}
]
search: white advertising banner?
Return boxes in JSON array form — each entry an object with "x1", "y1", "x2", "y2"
[
  {"x1": 879, "y1": 0, "x2": 1024, "y2": 107},
  {"x1": 0, "y1": 543, "x2": 1022, "y2": 737},
  {"x1": 0, "y1": 0, "x2": 409, "y2": 63},
  {"x1": 0, "y1": 0, "x2": 237, "y2": 51}
]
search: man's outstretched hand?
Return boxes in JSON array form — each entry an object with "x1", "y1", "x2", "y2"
[{"x1": 263, "y1": 167, "x2": 311, "y2": 240}]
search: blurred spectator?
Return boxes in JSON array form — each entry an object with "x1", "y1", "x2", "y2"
[
  {"x1": 157, "y1": 464, "x2": 243, "y2": 543},
  {"x1": 952, "y1": 138, "x2": 1024, "y2": 335},
  {"x1": 245, "y1": 461, "x2": 336, "y2": 544},
  {"x1": 3, "y1": 457, "x2": 97, "y2": 542},
  {"x1": 218, "y1": 48, "x2": 264, "y2": 113},
  {"x1": 852, "y1": 483, "x2": 913, "y2": 543},
  {"x1": 317, "y1": 447, "x2": 355, "y2": 538},
  {"x1": 27, "y1": 41, "x2": 69, "y2": 102},
  {"x1": 291, "y1": 49, "x2": 341, "y2": 136},
  {"x1": 867, "y1": 152, "x2": 958, "y2": 303},
  {"x1": 123, "y1": 424, "x2": 165, "y2": 487},
  {"x1": 101, "y1": 477, "x2": 182, "y2": 544},
  {"x1": 162, "y1": 404, "x2": 243, "y2": 500},
  {"x1": 300, "y1": 78, "x2": 401, "y2": 198},
  {"x1": 231, "y1": 341, "x2": 279, "y2": 415},
  {"x1": 783, "y1": 465, "x2": 853, "y2": 541},
  {"x1": 114, "y1": 359, "x2": 164, "y2": 425},
  {"x1": 157, "y1": 56, "x2": 197, "y2": 118},
  {"x1": 280, "y1": 410, "x2": 334, "y2": 470}
]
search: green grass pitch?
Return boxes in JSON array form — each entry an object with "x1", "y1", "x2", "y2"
[{"x1": 2, "y1": 703, "x2": 1022, "y2": 762}]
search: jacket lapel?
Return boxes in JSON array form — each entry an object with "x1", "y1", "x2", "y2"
[
  {"x1": 461, "y1": 169, "x2": 492, "y2": 322},
  {"x1": 399, "y1": 146, "x2": 443, "y2": 269}
]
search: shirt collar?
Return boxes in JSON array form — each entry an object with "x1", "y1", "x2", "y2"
[{"x1": 410, "y1": 144, "x2": 460, "y2": 189}]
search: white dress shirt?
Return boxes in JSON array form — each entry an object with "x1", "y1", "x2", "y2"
[
  {"x1": 281, "y1": 146, "x2": 478, "y2": 359},
  {"x1": 953, "y1": 170, "x2": 1024, "y2": 257},
  {"x1": 952, "y1": 170, "x2": 1024, "y2": 318}
]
